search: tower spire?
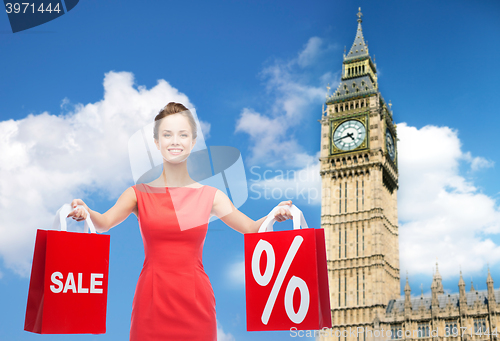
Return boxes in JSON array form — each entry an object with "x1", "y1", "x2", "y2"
[
  {"x1": 345, "y1": 8, "x2": 369, "y2": 61},
  {"x1": 433, "y1": 261, "x2": 444, "y2": 294},
  {"x1": 328, "y1": 8, "x2": 378, "y2": 103},
  {"x1": 487, "y1": 265, "x2": 497, "y2": 308},
  {"x1": 487, "y1": 265, "x2": 494, "y2": 284}
]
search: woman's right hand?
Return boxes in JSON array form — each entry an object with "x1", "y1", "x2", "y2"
[
  {"x1": 273, "y1": 200, "x2": 293, "y2": 222},
  {"x1": 67, "y1": 199, "x2": 90, "y2": 222}
]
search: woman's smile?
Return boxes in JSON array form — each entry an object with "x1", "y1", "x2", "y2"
[{"x1": 168, "y1": 148, "x2": 183, "y2": 155}]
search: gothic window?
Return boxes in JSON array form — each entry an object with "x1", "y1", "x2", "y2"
[
  {"x1": 474, "y1": 318, "x2": 486, "y2": 334},
  {"x1": 335, "y1": 105, "x2": 338, "y2": 113},
  {"x1": 353, "y1": 82, "x2": 356, "y2": 88},
  {"x1": 344, "y1": 84, "x2": 348, "y2": 90},
  {"x1": 339, "y1": 183, "x2": 342, "y2": 214},
  {"x1": 391, "y1": 325, "x2": 402, "y2": 339},
  {"x1": 345, "y1": 182, "x2": 348, "y2": 213},
  {"x1": 362, "y1": 226, "x2": 365, "y2": 254},
  {"x1": 361, "y1": 80, "x2": 365, "y2": 86},
  {"x1": 445, "y1": 321, "x2": 458, "y2": 336},
  {"x1": 362, "y1": 272, "x2": 365, "y2": 304},
  {"x1": 344, "y1": 229, "x2": 347, "y2": 257},
  {"x1": 338, "y1": 277, "x2": 341, "y2": 307},
  {"x1": 346, "y1": 90, "x2": 349, "y2": 94},
  {"x1": 365, "y1": 86, "x2": 369, "y2": 91},
  {"x1": 356, "y1": 274, "x2": 359, "y2": 305},
  {"x1": 356, "y1": 225, "x2": 359, "y2": 255},
  {"x1": 356, "y1": 180, "x2": 359, "y2": 212},
  {"x1": 338, "y1": 227, "x2": 341, "y2": 257},
  {"x1": 344, "y1": 274, "x2": 347, "y2": 306},
  {"x1": 417, "y1": 324, "x2": 429, "y2": 338}
]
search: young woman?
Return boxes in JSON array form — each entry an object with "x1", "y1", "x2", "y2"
[{"x1": 68, "y1": 102, "x2": 293, "y2": 340}]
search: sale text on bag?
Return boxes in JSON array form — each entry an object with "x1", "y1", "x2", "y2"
[{"x1": 50, "y1": 272, "x2": 104, "y2": 294}]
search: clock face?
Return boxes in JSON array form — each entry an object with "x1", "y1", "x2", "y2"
[
  {"x1": 386, "y1": 130, "x2": 395, "y2": 161},
  {"x1": 333, "y1": 120, "x2": 366, "y2": 151}
]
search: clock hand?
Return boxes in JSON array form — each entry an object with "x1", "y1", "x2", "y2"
[
  {"x1": 334, "y1": 135, "x2": 349, "y2": 142},
  {"x1": 334, "y1": 132, "x2": 355, "y2": 143}
]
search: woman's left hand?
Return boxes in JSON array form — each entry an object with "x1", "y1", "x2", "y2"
[{"x1": 274, "y1": 200, "x2": 293, "y2": 222}]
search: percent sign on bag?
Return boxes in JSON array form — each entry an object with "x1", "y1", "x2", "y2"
[
  {"x1": 245, "y1": 205, "x2": 331, "y2": 331},
  {"x1": 252, "y1": 236, "x2": 309, "y2": 324}
]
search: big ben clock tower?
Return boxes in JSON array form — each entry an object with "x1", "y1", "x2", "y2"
[{"x1": 319, "y1": 8, "x2": 400, "y2": 341}]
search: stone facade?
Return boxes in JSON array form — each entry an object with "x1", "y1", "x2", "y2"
[{"x1": 382, "y1": 268, "x2": 500, "y2": 341}]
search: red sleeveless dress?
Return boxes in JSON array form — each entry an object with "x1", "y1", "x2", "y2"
[{"x1": 130, "y1": 184, "x2": 218, "y2": 341}]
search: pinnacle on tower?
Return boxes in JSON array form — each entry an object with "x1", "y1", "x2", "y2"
[
  {"x1": 328, "y1": 8, "x2": 378, "y2": 103},
  {"x1": 432, "y1": 261, "x2": 444, "y2": 295},
  {"x1": 458, "y1": 270, "x2": 466, "y2": 302},
  {"x1": 404, "y1": 272, "x2": 412, "y2": 312},
  {"x1": 405, "y1": 272, "x2": 411, "y2": 293},
  {"x1": 487, "y1": 265, "x2": 494, "y2": 284},
  {"x1": 487, "y1": 265, "x2": 497, "y2": 305},
  {"x1": 345, "y1": 7, "x2": 369, "y2": 61},
  {"x1": 459, "y1": 270, "x2": 465, "y2": 287}
]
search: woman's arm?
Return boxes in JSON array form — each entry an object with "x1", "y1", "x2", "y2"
[
  {"x1": 211, "y1": 189, "x2": 293, "y2": 234},
  {"x1": 67, "y1": 186, "x2": 137, "y2": 233}
]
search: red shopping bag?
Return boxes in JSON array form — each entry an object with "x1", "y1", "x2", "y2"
[
  {"x1": 244, "y1": 204, "x2": 331, "y2": 331},
  {"x1": 24, "y1": 204, "x2": 110, "y2": 334}
]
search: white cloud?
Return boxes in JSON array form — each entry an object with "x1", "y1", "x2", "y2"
[
  {"x1": 297, "y1": 37, "x2": 323, "y2": 67},
  {"x1": 397, "y1": 123, "x2": 500, "y2": 278},
  {"x1": 217, "y1": 320, "x2": 236, "y2": 341},
  {"x1": 235, "y1": 37, "x2": 337, "y2": 167},
  {"x1": 200, "y1": 120, "x2": 211, "y2": 140},
  {"x1": 0, "y1": 71, "x2": 204, "y2": 277},
  {"x1": 462, "y1": 151, "x2": 494, "y2": 171},
  {"x1": 227, "y1": 260, "x2": 245, "y2": 286},
  {"x1": 248, "y1": 155, "x2": 322, "y2": 206}
]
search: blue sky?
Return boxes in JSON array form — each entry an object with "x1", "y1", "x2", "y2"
[{"x1": 1, "y1": 0, "x2": 500, "y2": 340}]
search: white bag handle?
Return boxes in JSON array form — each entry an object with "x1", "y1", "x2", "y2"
[
  {"x1": 258, "y1": 204, "x2": 308, "y2": 233},
  {"x1": 53, "y1": 204, "x2": 97, "y2": 234}
]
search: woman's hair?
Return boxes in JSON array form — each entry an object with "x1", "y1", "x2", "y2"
[{"x1": 153, "y1": 102, "x2": 197, "y2": 140}]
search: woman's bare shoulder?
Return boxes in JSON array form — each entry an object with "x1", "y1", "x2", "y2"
[
  {"x1": 212, "y1": 188, "x2": 233, "y2": 210},
  {"x1": 121, "y1": 186, "x2": 138, "y2": 202}
]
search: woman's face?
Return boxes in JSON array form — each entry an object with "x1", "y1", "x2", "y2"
[{"x1": 155, "y1": 113, "x2": 196, "y2": 164}]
